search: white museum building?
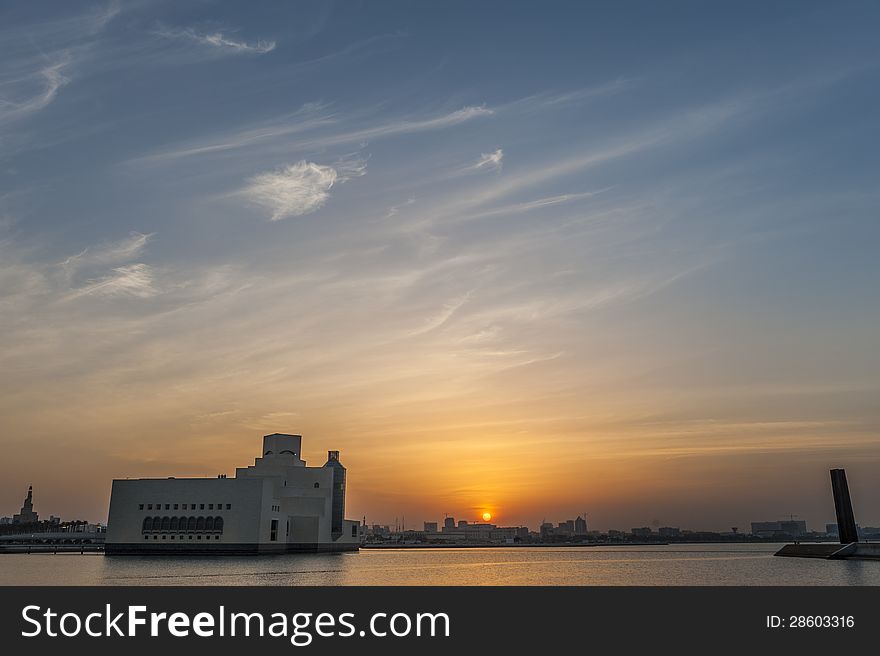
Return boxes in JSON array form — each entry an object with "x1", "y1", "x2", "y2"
[{"x1": 105, "y1": 433, "x2": 361, "y2": 554}]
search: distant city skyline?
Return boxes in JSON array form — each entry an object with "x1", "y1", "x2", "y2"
[
  {"x1": 2, "y1": 2, "x2": 880, "y2": 532},
  {"x1": 3, "y1": 479, "x2": 876, "y2": 537}
]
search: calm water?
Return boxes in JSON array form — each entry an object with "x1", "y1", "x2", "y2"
[{"x1": 1, "y1": 544, "x2": 879, "y2": 585}]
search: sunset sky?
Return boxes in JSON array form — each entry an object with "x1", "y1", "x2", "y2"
[{"x1": 1, "y1": 1, "x2": 879, "y2": 533}]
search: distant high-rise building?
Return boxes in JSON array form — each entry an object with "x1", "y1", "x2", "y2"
[
  {"x1": 369, "y1": 524, "x2": 391, "y2": 537},
  {"x1": 825, "y1": 523, "x2": 839, "y2": 536},
  {"x1": 574, "y1": 516, "x2": 588, "y2": 535},
  {"x1": 443, "y1": 517, "x2": 455, "y2": 531},
  {"x1": 424, "y1": 522, "x2": 438, "y2": 533},
  {"x1": 458, "y1": 520, "x2": 468, "y2": 529},
  {"x1": 658, "y1": 526, "x2": 680, "y2": 538},
  {"x1": 12, "y1": 485, "x2": 38, "y2": 524},
  {"x1": 558, "y1": 520, "x2": 575, "y2": 535},
  {"x1": 631, "y1": 527, "x2": 653, "y2": 537}
]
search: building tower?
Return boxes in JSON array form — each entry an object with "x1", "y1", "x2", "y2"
[
  {"x1": 12, "y1": 485, "x2": 39, "y2": 524},
  {"x1": 324, "y1": 451, "x2": 346, "y2": 540}
]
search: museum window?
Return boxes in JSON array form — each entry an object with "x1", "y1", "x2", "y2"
[
  {"x1": 200, "y1": 504, "x2": 205, "y2": 510},
  {"x1": 173, "y1": 504, "x2": 178, "y2": 510},
  {"x1": 351, "y1": 524, "x2": 358, "y2": 538},
  {"x1": 208, "y1": 504, "x2": 213, "y2": 510},
  {"x1": 147, "y1": 504, "x2": 152, "y2": 510},
  {"x1": 165, "y1": 504, "x2": 170, "y2": 510},
  {"x1": 314, "y1": 482, "x2": 319, "y2": 488},
  {"x1": 139, "y1": 504, "x2": 144, "y2": 510},
  {"x1": 270, "y1": 519, "x2": 278, "y2": 542},
  {"x1": 182, "y1": 504, "x2": 187, "y2": 510},
  {"x1": 226, "y1": 504, "x2": 231, "y2": 510}
]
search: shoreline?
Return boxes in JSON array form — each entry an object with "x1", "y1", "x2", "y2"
[{"x1": 364, "y1": 542, "x2": 667, "y2": 549}]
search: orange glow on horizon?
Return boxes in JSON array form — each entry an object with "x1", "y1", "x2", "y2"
[{"x1": 482, "y1": 512, "x2": 492, "y2": 522}]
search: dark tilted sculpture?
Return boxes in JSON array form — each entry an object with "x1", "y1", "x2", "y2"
[{"x1": 830, "y1": 468, "x2": 859, "y2": 544}]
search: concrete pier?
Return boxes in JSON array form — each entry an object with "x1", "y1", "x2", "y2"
[{"x1": 776, "y1": 542, "x2": 880, "y2": 560}]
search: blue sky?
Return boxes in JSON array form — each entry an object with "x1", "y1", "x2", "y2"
[{"x1": 1, "y1": 1, "x2": 879, "y2": 531}]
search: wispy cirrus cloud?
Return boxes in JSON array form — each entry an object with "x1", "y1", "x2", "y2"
[
  {"x1": 499, "y1": 77, "x2": 634, "y2": 114},
  {"x1": 60, "y1": 231, "x2": 154, "y2": 278},
  {"x1": 470, "y1": 148, "x2": 503, "y2": 172},
  {"x1": 241, "y1": 156, "x2": 367, "y2": 221},
  {"x1": 386, "y1": 198, "x2": 416, "y2": 218},
  {"x1": 451, "y1": 189, "x2": 613, "y2": 224},
  {"x1": 0, "y1": 60, "x2": 70, "y2": 126},
  {"x1": 409, "y1": 290, "x2": 474, "y2": 336},
  {"x1": 156, "y1": 27, "x2": 276, "y2": 55},
  {"x1": 132, "y1": 105, "x2": 493, "y2": 165},
  {"x1": 67, "y1": 263, "x2": 158, "y2": 299}
]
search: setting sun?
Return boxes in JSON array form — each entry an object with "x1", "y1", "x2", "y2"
[{"x1": 482, "y1": 512, "x2": 492, "y2": 522}]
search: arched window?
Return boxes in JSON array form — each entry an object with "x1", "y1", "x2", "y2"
[
  {"x1": 196, "y1": 516, "x2": 206, "y2": 531},
  {"x1": 142, "y1": 517, "x2": 153, "y2": 532},
  {"x1": 170, "y1": 517, "x2": 180, "y2": 531},
  {"x1": 314, "y1": 482, "x2": 320, "y2": 488},
  {"x1": 205, "y1": 516, "x2": 215, "y2": 532},
  {"x1": 187, "y1": 516, "x2": 197, "y2": 531},
  {"x1": 214, "y1": 517, "x2": 224, "y2": 534},
  {"x1": 160, "y1": 516, "x2": 171, "y2": 531}
]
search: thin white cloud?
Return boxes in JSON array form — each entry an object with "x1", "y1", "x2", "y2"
[
  {"x1": 404, "y1": 99, "x2": 746, "y2": 233},
  {"x1": 409, "y1": 291, "x2": 473, "y2": 336},
  {"x1": 386, "y1": 198, "x2": 416, "y2": 218},
  {"x1": 0, "y1": 2, "x2": 123, "y2": 130},
  {"x1": 309, "y1": 106, "x2": 493, "y2": 151},
  {"x1": 0, "y1": 60, "x2": 70, "y2": 125},
  {"x1": 133, "y1": 105, "x2": 492, "y2": 165},
  {"x1": 453, "y1": 189, "x2": 613, "y2": 224},
  {"x1": 133, "y1": 103, "x2": 338, "y2": 164},
  {"x1": 499, "y1": 77, "x2": 634, "y2": 114},
  {"x1": 472, "y1": 148, "x2": 503, "y2": 172},
  {"x1": 242, "y1": 157, "x2": 367, "y2": 221},
  {"x1": 90, "y1": 0, "x2": 120, "y2": 33},
  {"x1": 157, "y1": 27, "x2": 276, "y2": 55},
  {"x1": 70, "y1": 263, "x2": 158, "y2": 299},
  {"x1": 60, "y1": 231, "x2": 154, "y2": 278}
]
